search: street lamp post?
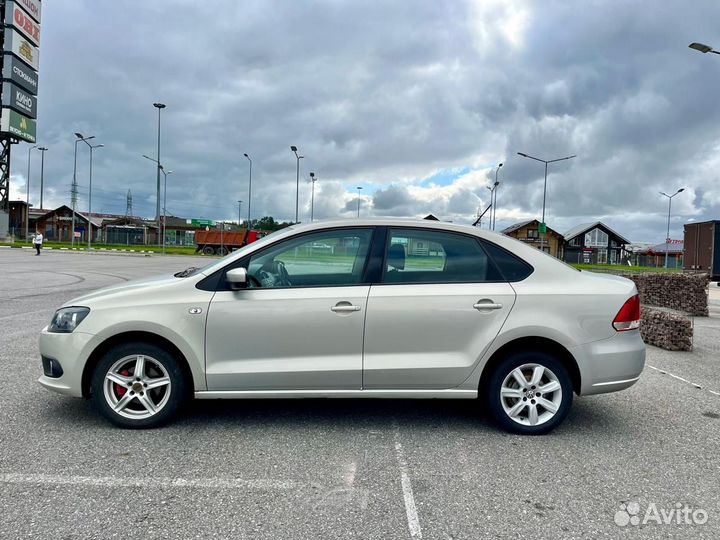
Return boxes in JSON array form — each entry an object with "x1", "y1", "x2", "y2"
[
  {"x1": 72, "y1": 133, "x2": 95, "y2": 247},
  {"x1": 80, "y1": 140, "x2": 104, "y2": 249},
  {"x1": 493, "y1": 163, "x2": 503, "y2": 231},
  {"x1": 290, "y1": 146, "x2": 304, "y2": 223},
  {"x1": 153, "y1": 102, "x2": 166, "y2": 244},
  {"x1": 517, "y1": 152, "x2": 576, "y2": 252},
  {"x1": 660, "y1": 188, "x2": 685, "y2": 269},
  {"x1": 356, "y1": 186, "x2": 363, "y2": 217},
  {"x1": 161, "y1": 167, "x2": 172, "y2": 254},
  {"x1": 309, "y1": 172, "x2": 317, "y2": 221},
  {"x1": 485, "y1": 185, "x2": 496, "y2": 230},
  {"x1": 25, "y1": 144, "x2": 37, "y2": 240},
  {"x1": 243, "y1": 153, "x2": 252, "y2": 229},
  {"x1": 37, "y1": 146, "x2": 48, "y2": 209}
]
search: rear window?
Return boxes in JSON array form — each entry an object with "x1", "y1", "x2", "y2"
[{"x1": 480, "y1": 240, "x2": 534, "y2": 282}]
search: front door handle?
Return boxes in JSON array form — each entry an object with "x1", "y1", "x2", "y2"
[
  {"x1": 331, "y1": 303, "x2": 361, "y2": 313},
  {"x1": 473, "y1": 300, "x2": 503, "y2": 311}
]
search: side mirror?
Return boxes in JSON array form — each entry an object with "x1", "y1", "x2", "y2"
[{"x1": 226, "y1": 267, "x2": 248, "y2": 290}]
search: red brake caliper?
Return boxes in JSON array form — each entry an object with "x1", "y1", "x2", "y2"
[{"x1": 116, "y1": 369, "x2": 130, "y2": 397}]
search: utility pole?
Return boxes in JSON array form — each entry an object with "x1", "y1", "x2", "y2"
[
  {"x1": 126, "y1": 189, "x2": 133, "y2": 216},
  {"x1": 238, "y1": 200, "x2": 243, "y2": 226}
]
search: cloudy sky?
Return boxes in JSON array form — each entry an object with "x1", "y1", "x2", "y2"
[{"x1": 11, "y1": 0, "x2": 720, "y2": 241}]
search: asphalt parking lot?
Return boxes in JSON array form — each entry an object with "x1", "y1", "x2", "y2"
[{"x1": 1, "y1": 248, "x2": 719, "y2": 539}]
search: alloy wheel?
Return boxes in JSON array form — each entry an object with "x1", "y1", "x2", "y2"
[
  {"x1": 499, "y1": 363, "x2": 563, "y2": 427},
  {"x1": 102, "y1": 354, "x2": 172, "y2": 420}
]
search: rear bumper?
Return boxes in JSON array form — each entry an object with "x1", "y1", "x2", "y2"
[{"x1": 571, "y1": 330, "x2": 646, "y2": 396}]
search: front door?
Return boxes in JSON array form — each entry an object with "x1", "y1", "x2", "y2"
[
  {"x1": 363, "y1": 228, "x2": 516, "y2": 389},
  {"x1": 205, "y1": 227, "x2": 374, "y2": 391}
]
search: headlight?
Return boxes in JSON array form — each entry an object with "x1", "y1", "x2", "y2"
[{"x1": 49, "y1": 307, "x2": 90, "y2": 333}]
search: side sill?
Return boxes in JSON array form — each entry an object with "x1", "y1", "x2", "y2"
[
  {"x1": 591, "y1": 376, "x2": 641, "y2": 387},
  {"x1": 195, "y1": 389, "x2": 478, "y2": 400}
]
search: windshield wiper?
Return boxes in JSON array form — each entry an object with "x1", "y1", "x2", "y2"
[{"x1": 174, "y1": 267, "x2": 199, "y2": 278}]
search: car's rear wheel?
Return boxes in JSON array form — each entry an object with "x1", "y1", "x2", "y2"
[
  {"x1": 487, "y1": 352, "x2": 572, "y2": 435},
  {"x1": 91, "y1": 342, "x2": 187, "y2": 428}
]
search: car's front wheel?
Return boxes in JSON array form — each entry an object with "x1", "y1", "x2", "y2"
[
  {"x1": 487, "y1": 352, "x2": 573, "y2": 435},
  {"x1": 91, "y1": 342, "x2": 187, "y2": 428}
]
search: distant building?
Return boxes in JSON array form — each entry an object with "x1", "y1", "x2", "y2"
[
  {"x1": 501, "y1": 219, "x2": 564, "y2": 259},
  {"x1": 635, "y1": 241, "x2": 683, "y2": 268},
  {"x1": 562, "y1": 221, "x2": 630, "y2": 265}
]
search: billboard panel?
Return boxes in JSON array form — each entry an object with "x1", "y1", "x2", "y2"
[
  {"x1": 15, "y1": 0, "x2": 41, "y2": 23},
  {"x1": 0, "y1": 108, "x2": 36, "y2": 142},
  {"x1": 5, "y1": 1, "x2": 41, "y2": 46},
  {"x1": 2, "y1": 81, "x2": 37, "y2": 118},
  {"x1": 2, "y1": 55, "x2": 38, "y2": 95},
  {"x1": 4, "y1": 29, "x2": 40, "y2": 71}
]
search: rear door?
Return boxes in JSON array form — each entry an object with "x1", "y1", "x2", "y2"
[{"x1": 363, "y1": 228, "x2": 516, "y2": 389}]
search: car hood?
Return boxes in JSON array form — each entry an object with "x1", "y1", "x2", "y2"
[{"x1": 64, "y1": 274, "x2": 184, "y2": 307}]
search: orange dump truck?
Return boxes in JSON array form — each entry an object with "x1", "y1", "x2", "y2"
[{"x1": 195, "y1": 229, "x2": 265, "y2": 255}]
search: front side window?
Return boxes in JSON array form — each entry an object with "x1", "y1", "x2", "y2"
[
  {"x1": 382, "y1": 229, "x2": 502, "y2": 284},
  {"x1": 246, "y1": 228, "x2": 372, "y2": 288}
]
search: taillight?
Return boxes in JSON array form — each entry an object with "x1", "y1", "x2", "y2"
[{"x1": 613, "y1": 294, "x2": 641, "y2": 331}]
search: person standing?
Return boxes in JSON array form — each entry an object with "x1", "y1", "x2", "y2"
[{"x1": 32, "y1": 230, "x2": 43, "y2": 255}]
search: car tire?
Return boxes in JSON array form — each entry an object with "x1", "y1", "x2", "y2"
[
  {"x1": 91, "y1": 341, "x2": 188, "y2": 429},
  {"x1": 486, "y1": 351, "x2": 573, "y2": 435}
]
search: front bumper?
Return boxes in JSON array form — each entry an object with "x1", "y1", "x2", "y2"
[
  {"x1": 571, "y1": 330, "x2": 646, "y2": 396},
  {"x1": 38, "y1": 328, "x2": 98, "y2": 398}
]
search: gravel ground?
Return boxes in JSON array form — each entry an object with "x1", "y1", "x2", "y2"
[{"x1": 1, "y1": 248, "x2": 718, "y2": 539}]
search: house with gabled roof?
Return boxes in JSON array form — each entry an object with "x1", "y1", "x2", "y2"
[
  {"x1": 562, "y1": 221, "x2": 631, "y2": 265},
  {"x1": 501, "y1": 219, "x2": 565, "y2": 259}
]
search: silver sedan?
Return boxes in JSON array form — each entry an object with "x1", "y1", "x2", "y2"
[{"x1": 38, "y1": 219, "x2": 644, "y2": 434}]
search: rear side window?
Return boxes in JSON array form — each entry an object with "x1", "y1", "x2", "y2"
[
  {"x1": 480, "y1": 240, "x2": 534, "y2": 282},
  {"x1": 382, "y1": 228, "x2": 504, "y2": 284}
]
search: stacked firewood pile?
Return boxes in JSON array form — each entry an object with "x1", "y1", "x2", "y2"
[
  {"x1": 629, "y1": 273, "x2": 709, "y2": 317},
  {"x1": 640, "y1": 306, "x2": 693, "y2": 351}
]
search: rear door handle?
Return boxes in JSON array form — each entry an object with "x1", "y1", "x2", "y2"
[
  {"x1": 331, "y1": 304, "x2": 361, "y2": 313},
  {"x1": 473, "y1": 300, "x2": 503, "y2": 311}
]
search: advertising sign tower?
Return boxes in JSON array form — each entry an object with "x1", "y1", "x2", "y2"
[{"x1": 0, "y1": 0, "x2": 41, "y2": 237}]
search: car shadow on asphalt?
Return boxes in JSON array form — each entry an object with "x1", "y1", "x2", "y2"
[{"x1": 37, "y1": 393, "x2": 634, "y2": 437}]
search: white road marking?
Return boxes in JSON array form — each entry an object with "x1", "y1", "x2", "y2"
[
  {"x1": 393, "y1": 424, "x2": 422, "y2": 539},
  {"x1": 0, "y1": 472, "x2": 296, "y2": 490},
  {"x1": 343, "y1": 461, "x2": 357, "y2": 487},
  {"x1": 647, "y1": 364, "x2": 720, "y2": 396}
]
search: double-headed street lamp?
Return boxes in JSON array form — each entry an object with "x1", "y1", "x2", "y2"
[
  {"x1": 25, "y1": 144, "x2": 37, "y2": 241},
  {"x1": 660, "y1": 188, "x2": 684, "y2": 269},
  {"x1": 310, "y1": 172, "x2": 317, "y2": 221},
  {"x1": 79, "y1": 137, "x2": 104, "y2": 248},
  {"x1": 153, "y1": 102, "x2": 166, "y2": 242},
  {"x1": 290, "y1": 146, "x2": 303, "y2": 223},
  {"x1": 517, "y1": 152, "x2": 576, "y2": 251},
  {"x1": 356, "y1": 186, "x2": 363, "y2": 217},
  {"x1": 72, "y1": 133, "x2": 95, "y2": 247},
  {"x1": 243, "y1": 153, "x2": 252, "y2": 229}
]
